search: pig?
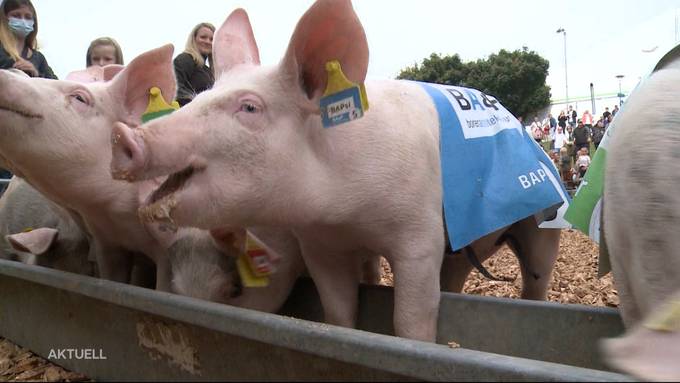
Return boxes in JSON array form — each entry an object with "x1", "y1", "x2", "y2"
[
  {"x1": 111, "y1": 0, "x2": 445, "y2": 342},
  {"x1": 0, "y1": 176, "x2": 94, "y2": 276},
  {"x1": 441, "y1": 217, "x2": 560, "y2": 300},
  {"x1": 0, "y1": 45, "x2": 177, "y2": 289},
  {"x1": 167, "y1": 226, "x2": 306, "y2": 313},
  {"x1": 600, "y1": 60, "x2": 680, "y2": 380},
  {"x1": 111, "y1": 0, "x2": 569, "y2": 341}
]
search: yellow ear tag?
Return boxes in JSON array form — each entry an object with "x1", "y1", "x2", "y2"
[
  {"x1": 644, "y1": 300, "x2": 680, "y2": 332},
  {"x1": 319, "y1": 60, "x2": 369, "y2": 128},
  {"x1": 236, "y1": 234, "x2": 274, "y2": 288},
  {"x1": 141, "y1": 87, "x2": 180, "y2": 123},
  {"x1": 22, "y1": 227, "x2": 34, "y2": 232}
]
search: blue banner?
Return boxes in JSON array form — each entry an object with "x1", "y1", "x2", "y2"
[{"x1": 418, "y1": 82, "x2": 570, "y2": 250}]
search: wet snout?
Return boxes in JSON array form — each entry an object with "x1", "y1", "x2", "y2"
[
  {"x1": 110, "y1": 114, "x2": 203, "y2": 184},
  {"x1": 111, "y1": 122, "x2": 148, "y2": 182}
]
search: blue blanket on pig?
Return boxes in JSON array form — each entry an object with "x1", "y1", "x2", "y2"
[{"x1": 417, "y1": 82, "x2": 570, "y2": 251}]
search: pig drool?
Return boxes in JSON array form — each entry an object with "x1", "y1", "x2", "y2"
[
  {"x1": 138, "y1": 165, "x2": 196, "y2": 230},
  {"x1": 138, "y1": 194, "x2": 178, "y2": 232}
]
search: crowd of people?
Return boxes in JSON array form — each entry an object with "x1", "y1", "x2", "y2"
[
  {"x1": 528, "y1": 104, "x2": 619, "y2": 190},
  {"x1": 0, "y1": 0, "x2": 216, "y2": 189}
]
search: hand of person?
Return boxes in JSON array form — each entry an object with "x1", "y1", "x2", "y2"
[{"x1": 13, "y1": 59, "x2": 38, "y2": 77}]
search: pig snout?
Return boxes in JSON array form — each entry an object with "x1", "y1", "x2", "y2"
[{"x1": 111, "y1": 122, "x2": 147, "y2": 181}]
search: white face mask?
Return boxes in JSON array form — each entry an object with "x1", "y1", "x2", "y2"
[{"x1": 8, "y1": 17, "x2": 34, "y2": 38}]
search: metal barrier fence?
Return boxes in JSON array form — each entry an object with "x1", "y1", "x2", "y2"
[{"x1": 0, "y1": 260, "x2": 632, "y2": 381}]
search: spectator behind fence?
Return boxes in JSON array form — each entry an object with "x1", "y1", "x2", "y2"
[
  {"x1": 582, "y1": 109, "x2": 593, "y2": 129},
  {"x1": 569, "y1": 105, "x2": 577, "y2": 127},
  {"x1": 174, "y1": 22, "x2": 215, "y2": 107},
  {"x1": 86, "y1": 37, "x2": 123, "y2": 67},
  {"x1": 548, "y1": 113, "x2": 557, "y2": 133},
  {"x1": 559, "y1": 147, "x2": 572, "y2": 185},
  {"x1": 553, "y1": 126, "x2": 568, "y2": 154},
  {"x1": 612, "y1": 104, "x2": 619, "y2": 117},
  {"x1": 591, "y1": 119, "x2": 605, "y2": 150},
  {"x1": 0, "y1": 0, "x2": 55, "y2": 79},
  {"x1": 572, "y1": 120, "x2": 590, "y2": 159},
  {"x1": 565, "y1": 125, "x2": 575, "y2": 158},
  {"x1": 602, "y1": 107, "x2": 611, "y2": 122},
  {"x1": 558, "y1": 110, "x2": 568, "y2": 130},
  {"x1": 530, "y1": 115, "x2": 543, "y2": 144},
  {"x1": 575, "y1": 147, "x2": 591, "y2": 178}
]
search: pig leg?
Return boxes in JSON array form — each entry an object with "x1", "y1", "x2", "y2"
[
  {"x1": 440, "y1": 253, "x2": 475, "y2": 292},
  {"x1": 601, "y1": 289, "x2": 680, "y2": 381},
  {"x1": 361, "y1": 256, "x2": 382, "y2": 285},
  {"x1": 439, "y1": 228, "x2": 505, "y2": 293},
  {"x1": 388, "y1": 231, "x2": 444, "y2": 342},
  {"x1": 129, "y1": 254, "x2": 157, "y2": 289},
  {"x1": 153, "y1": 250, "x2": 173, "y2": 292},
  {"x1": 92, "y1": 242, "x2": 133, "y2": 284},
  {"x1": 299, "y1": 241, "x2": 362, "y2": 329},
  {"x1": 507, "y1": 219, "x2": 561, "y2": 300}
]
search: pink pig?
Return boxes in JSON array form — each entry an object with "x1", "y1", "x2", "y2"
[
  {"x1": 0, "y1": 45, "x2": 177, "y2": 289},
  {"x1": 600, "y1": 58, "x2": 680, "y2": 380},
  {"x1": 111, "y1": 0, "x2": 444, "y2": 341}
]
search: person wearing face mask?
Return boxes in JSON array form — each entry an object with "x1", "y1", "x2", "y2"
[
  {"x1": 173, "y1": 22, "x2": 215, "y2": 107},
  {"x1": 0, "y1": 0, "x2": 56, "y2": 79}
]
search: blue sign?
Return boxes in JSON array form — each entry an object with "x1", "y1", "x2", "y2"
[{"x1": 418, "y1": 82, "x2": 570, "y2": 250}]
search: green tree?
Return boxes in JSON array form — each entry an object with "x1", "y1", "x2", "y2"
[
  {"x1": 397, "y1": 47, "x2": 551, "y2": 118},
  {"x1": 397, "y1": 53, "x2": 467, "y2": 85}
]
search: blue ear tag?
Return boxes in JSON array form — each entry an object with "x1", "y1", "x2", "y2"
[{"x1": 319, "y1": 60, "x2": 369, "y2": 128}]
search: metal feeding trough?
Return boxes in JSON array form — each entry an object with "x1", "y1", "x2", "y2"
[{"x1": 0, "y1": 259, "x2": 632, "y2": 381}]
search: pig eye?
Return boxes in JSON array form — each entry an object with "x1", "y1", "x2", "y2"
[
  {"x1": 70, "y1": 92, "x2": 91, "y2": 106},
  {"x1": 239, "y1": 102, "x2": 259, "y2": 114}
]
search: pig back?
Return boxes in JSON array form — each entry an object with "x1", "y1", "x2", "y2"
[
  {"x1": 604, "y1": 67, "x2": 680, "y2": 326},
  {"x1": 0, "y1": 177, "x2": 93, "y2": 275},
  {"x1": 305, "y1": 79, "x2": 441, "y2": 224}
]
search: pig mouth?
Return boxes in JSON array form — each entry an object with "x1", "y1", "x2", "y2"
[
  {"x1": 138, "y1": 165, "x2": 198, "y2": 231},
  {"x1": 149, "y1": 165, "x2": 195, "y2": 205},
  {"x1": 0, "y1": 104, "x2": 43, "y2": 119}
]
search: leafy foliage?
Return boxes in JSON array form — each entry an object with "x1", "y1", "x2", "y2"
[{"x1": 397, "y1": 47, "x2": 551, "y2": 118}]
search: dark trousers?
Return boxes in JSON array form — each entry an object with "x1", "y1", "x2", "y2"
[
  {"x1": 574, "y1": 142, "x2": 589, "y2": 155},
  {"x1": 0, "y1": 168, "x2": 12, "y2": 195}
]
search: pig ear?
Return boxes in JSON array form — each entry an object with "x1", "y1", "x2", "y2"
[
  {"x1": 6, "y1": 228, "x2": 59, "y2": 256},
  {"x1": 280, "y1": 0, "x2": 369, "y2": 102},
  {"x1": 210, "y1": 227, "x2": 246, "y2": 256},
  {"x1": 65, "y1": 66, "x2": 104, "y2": 83},
  {"x1": 103, "y1": 64, "x2": 125, "y2": 81},
  {"x1": 109, "y1": 44, "x2": 176, "y2": 125},
  {"x1": 213, "y1": 8, "x2": 261, "y2": 78}
]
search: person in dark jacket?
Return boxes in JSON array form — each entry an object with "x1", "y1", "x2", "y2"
[
  {"x1": 572, "y1": 120, "x2": 591, "y2": 160},
  {"x1": 174, "y1": 22, "x2": 215, "y2": 107},
  {"x1": 0, "y1": 0, "x2": 56, "y2": 79},
  {"x1": 591, "y1": 120, "x2": 605, "y2": 150}
]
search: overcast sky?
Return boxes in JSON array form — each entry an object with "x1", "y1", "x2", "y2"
[{"x1": 32, "y1": 0, "x2": 680, "y2": 104}]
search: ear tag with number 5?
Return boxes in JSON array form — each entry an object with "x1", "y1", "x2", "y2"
[{"x1": 320, "y1": 60, "x2": 369, "y2": 128}]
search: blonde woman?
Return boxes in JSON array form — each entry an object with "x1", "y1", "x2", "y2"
[
  {"x1": 0, "y1": 0, "x2": 55, "y2": 78},
  {"x1": 86, "y1": 36, "x2": 124, "y2": 67},
  {"x1": 174, "y1": 22, "x2": 215, "y2": 106}
]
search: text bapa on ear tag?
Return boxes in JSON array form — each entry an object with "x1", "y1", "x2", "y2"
[{"x1": 320, "y1": 60, "x2": 369, "y2": 128}]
